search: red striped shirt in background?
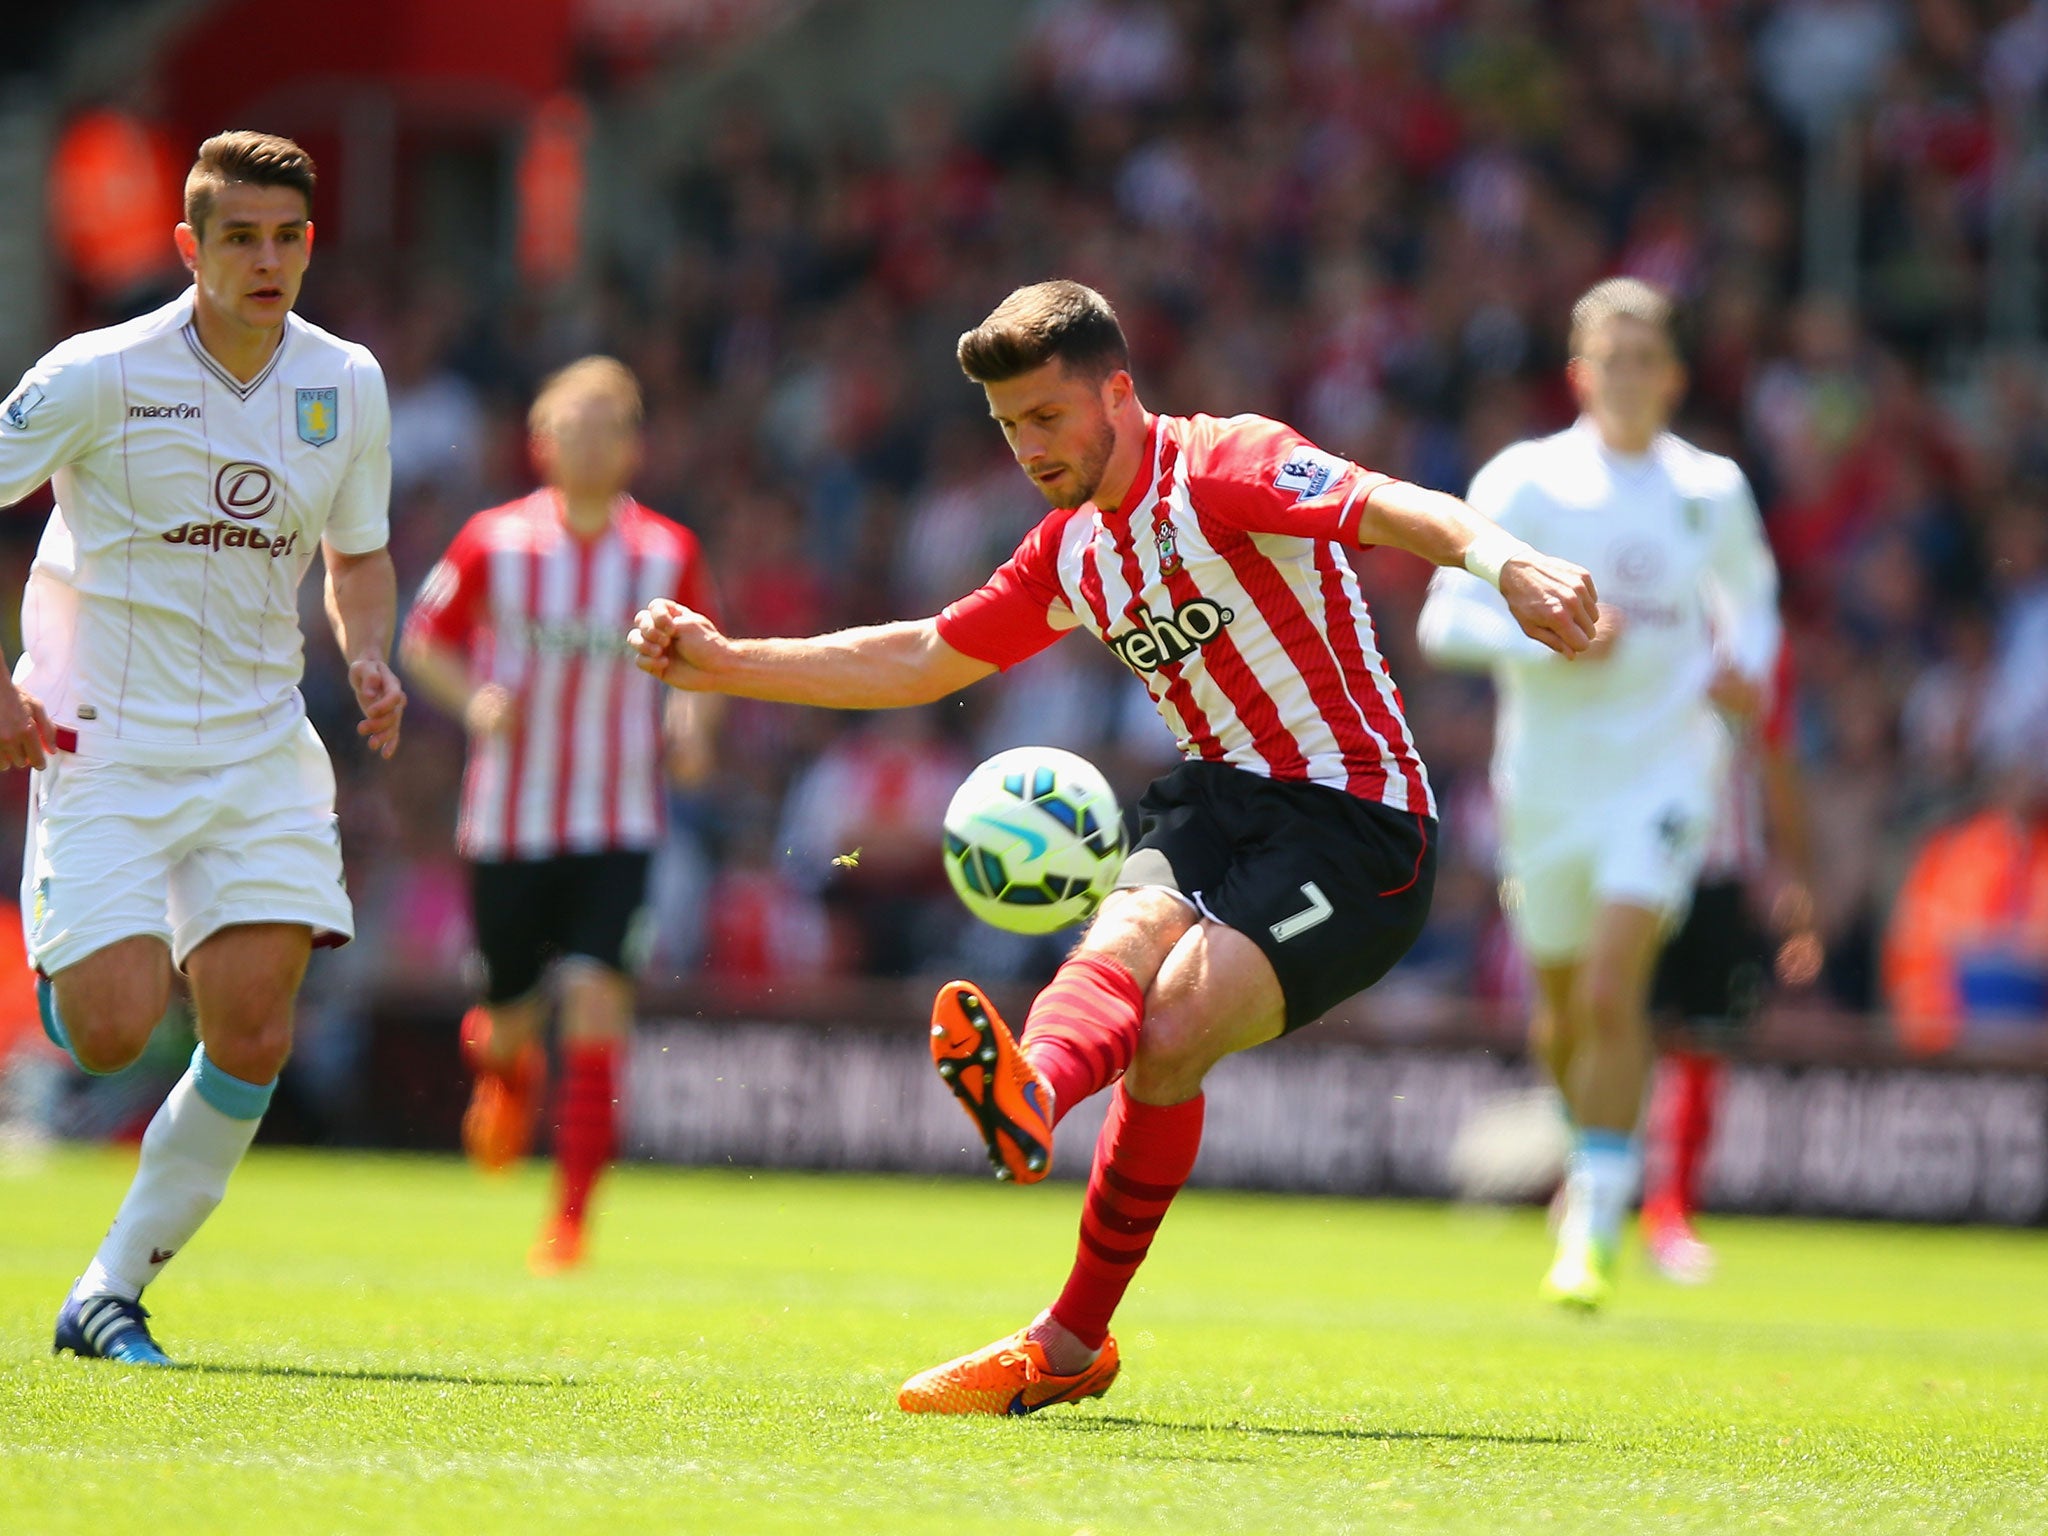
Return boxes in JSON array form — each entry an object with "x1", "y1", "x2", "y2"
[{"x1": 406, "y1": 490, "x2": 715, "y2": 860}]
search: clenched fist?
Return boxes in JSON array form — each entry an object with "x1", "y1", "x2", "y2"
[
  {"x1": 629, "y1": 599, "x2": 731, "y2": 692},
  {"x1": 1500, "y1": 554, "x2": 1601, "y2": 658}
]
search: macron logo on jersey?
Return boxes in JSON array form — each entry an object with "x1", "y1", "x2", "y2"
[{"x1": 127, "y1": 401, "x2": 201, "y2": 420}]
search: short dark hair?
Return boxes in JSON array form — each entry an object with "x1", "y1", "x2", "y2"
[
  {"x1": 1568, "y1": 277, "x2": 1676, "y2": 357},
  {"x1": 957, "y1": 280, "x2": 1131, "y2": 384},
  {"x1": 184, "y1": 131, "x2": 316, "y2": 237}
]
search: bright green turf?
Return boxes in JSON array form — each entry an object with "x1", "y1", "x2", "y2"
[{"x1": 2, "y1": 1149, "x2": 2043, "y2": 1535}]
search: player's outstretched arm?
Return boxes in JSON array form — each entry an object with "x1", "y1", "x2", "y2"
[
  {"x1": 629, "y1": 600, "x2": 996, "y2": 709},
  {"x1": 323, "y1": 541, "x2": 406, "y2": 759},
  {"x1": 1358, "y1": 480, "x2": 1598, "y2": 658}
]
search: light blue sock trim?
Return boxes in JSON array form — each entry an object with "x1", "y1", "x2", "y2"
[
  {"x1": 189, "y1": 1045, "x2": 275, "y2": 1121},
  {"x1": 1576, "y1": 1129, "x2": 1636, "y2": 1158},
  {"x1": 36, "y1": 975, "x2": 69, "y2": 1053}
]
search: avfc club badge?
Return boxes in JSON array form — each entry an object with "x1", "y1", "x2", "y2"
[{"x1": 296, "y1": 387, "x2": 338, "y2": 447}]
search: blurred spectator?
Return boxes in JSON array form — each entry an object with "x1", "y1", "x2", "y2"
[
  {"x1": 1975, "y1": 491, "x2": 2048, "y2": 771},
  {"x1": 1803, "y1": 664, "x2": 1901, "y2": 1010},
  {"x1": 1027, "y1": 0, "x2": 1186, "y2": 109},
  {"x1": 1883, "y1": 732, "x2": 2048, "y2": 1053},
  {"x1": 778, "y1": 710, "x2": 970, "y2": 975},
  {"x1": 701, "y1": 826, "x2": 839, "y2": 984},
  {"x1": 720, "y1": 488, "x2": 834, "y2": 638},
  {"x1": 1756, "y1": 0, "x2": 1904, "y2": 133},
  {"x1": 895, "y1": 421, "x2": 1040, "y2": 616},
  {"x1": 383, "y1": 302, "x2": 489, "y2": 500},
  {"x1": 1900, "y1": 605, "x2": 1997, "y2": 815}
]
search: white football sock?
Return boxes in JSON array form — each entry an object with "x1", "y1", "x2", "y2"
[
  {"x1": 1560, "y1": 1130, "x2": 1639, "y2": 1252},
  {"x1": 73, "y1": 1048, "x2": 271, "y2": 1302}
]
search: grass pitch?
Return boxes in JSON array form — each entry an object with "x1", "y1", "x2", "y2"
[{"x1": 2, "y1": 1148, "x2": 2043, "y2": 1535}]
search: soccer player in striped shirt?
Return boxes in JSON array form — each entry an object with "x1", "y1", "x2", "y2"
[
  {"x1": 404, "y1": 357, "x2": 716, "y2": 1273},
  {"x1": 1418, "y1": 279, "x2": 1783, "y2": 1309},
  {"x1": 629, "y1": 280, "x2": 1597, "y2": 1412},
  {"x1": 0, "y1": 132, "x2": 406, "y2": 1365}
]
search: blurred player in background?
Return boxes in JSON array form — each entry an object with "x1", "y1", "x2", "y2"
[
  {"x1": 1642, "y1": 638, "x2": 1818, "y2": 1281},
  {"x1": 403, "y1": 357, "x2": 716, "y2": 1273},
  {"x1": 630, "y1": 280, "x2": 1597, "y2": 1412},
  {"x1": 1418, "y1": 278, "x2": 1781, "y2": 1310},
  {"x1": 0, "y1": 131, "x2": 404, "y2": 1365}
]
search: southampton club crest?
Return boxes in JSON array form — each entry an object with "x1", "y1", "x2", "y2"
[
  {"x1": 296, "y1": 387, "x2": 338, "y2": 447},
  {"x1": 1154, "y1": 515, "x2": 1183, "y2": 575}
]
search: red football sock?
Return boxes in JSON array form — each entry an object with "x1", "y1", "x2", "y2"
[
  {"x1": 553, "y1": 1041, "x2": 620, "y2": 1227},
  {"x1": 1049, "y1": 1084, "x2": 1205, "y2": 1349},
  {"x1": 1019, "y1": 953, "x2": 1145, "y2": 1125},
  {"x1": 1645, "y1": 1051, "x2": 1721, "y2": 1221}
]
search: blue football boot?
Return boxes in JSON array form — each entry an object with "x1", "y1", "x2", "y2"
[{"x1": 54, "y1": 1289, "x2": 174, "y2": 1366}]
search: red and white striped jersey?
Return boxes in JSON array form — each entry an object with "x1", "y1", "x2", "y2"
[
  {"x1": 406, "y1": 490, "x2": 714, "y2": 861},
  {"x1": 938, "y1": 413, "x2": 1434, "y2": 814}
]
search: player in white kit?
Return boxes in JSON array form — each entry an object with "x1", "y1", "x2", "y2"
[
  {"x1": 1418, "y1": 279, "x2": 1780, "y2": 1308},
  {"x1": 0, "y1": 133, "x2": 405, "y2": 1364}
]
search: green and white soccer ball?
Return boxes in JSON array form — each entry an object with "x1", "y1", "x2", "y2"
[{"x1": 941, "y1": 747, "x2": 1127, "y2": 935}]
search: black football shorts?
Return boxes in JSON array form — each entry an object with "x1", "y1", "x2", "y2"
[
  {"x1": 1651, "y1": 877, "x2": 1770, "y2": 1036},
  {"x1": 1114, "y1": 761, "x2": 1436, "y2": 1031},
  {"x1": 468, "y1": 849, "x2": 653, "y2": 1004}
]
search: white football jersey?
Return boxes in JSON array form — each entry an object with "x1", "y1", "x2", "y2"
[
  {"x1": 0, "y1": 290, "x2": 390, "y2": 766},
  {"x1": 1417, "y1": 419, "x2": 1781, "y2": 809}
]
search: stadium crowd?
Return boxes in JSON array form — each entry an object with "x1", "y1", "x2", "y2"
[{"x1": 12, "y1": 0, "x2": 2048, "y2": 1060}]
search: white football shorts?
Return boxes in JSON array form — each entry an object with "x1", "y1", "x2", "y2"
[
  {"x1": 1496, "y1": 758, "x2": 1715, "y2": 966},
  {"x1": 21, "y1": 718, "x2": 354, "y2": 974}
]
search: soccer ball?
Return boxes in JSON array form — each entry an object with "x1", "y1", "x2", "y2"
[{"x1": 941, "y1": 747, "x2": 1127, "y2": 934}]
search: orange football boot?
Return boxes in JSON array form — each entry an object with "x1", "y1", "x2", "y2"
[
  {"x1": 527, "y1": 1216, "x2": 586, "y2": 1276},
  {"x1": 898, "y1": 1328, "x2": 1120, "y2": 1415},
  {"x1": 929, "y1": 981, "x2": 1055, "y2": 1183},
  {"x1": 459, "y1": 1007, "x2": 546, "y2": 1172}
]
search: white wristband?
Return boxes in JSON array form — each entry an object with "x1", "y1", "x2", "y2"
[{"x1": 1462, "y1": 526, "x2": 1536, "y2": 590}]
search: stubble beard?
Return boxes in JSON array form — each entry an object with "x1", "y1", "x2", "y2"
[{"x1": 1043, "y1": 416, "x2": 1119, "y2": 510}]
